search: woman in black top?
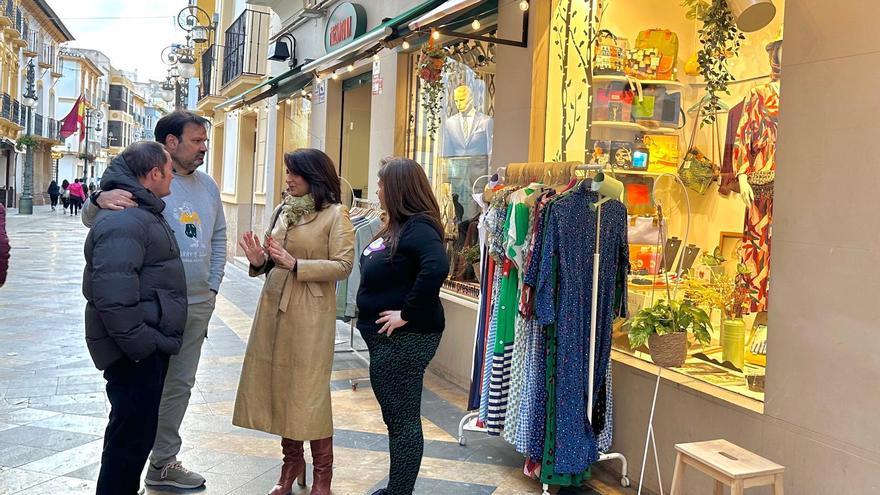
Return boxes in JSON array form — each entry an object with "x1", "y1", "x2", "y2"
[
  {"x1": 47, "y1": 180, "x2": 60, "y2": 211},
  {"x1": 358, "y1": 157, "x2": 449, "y2": 495}
]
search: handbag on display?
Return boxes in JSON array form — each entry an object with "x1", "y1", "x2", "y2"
[
  {"x1": 593, "y1": 83, "x2": 634, "y2": 122},
  {"x1": 678, "y1": 101, "x2": 720, "y2": 194},
  {"x1": 628, "y1": 29, "x2": 679, "y2": 80},
  {"x1": 593, "y1": 30, "x2": 628, "y2": 75},
  {"x1": 628, "y1": 214, "x2": 667, "y2": 246},
  {"x1": 632, "y1": 86, "x2": 682, "y2": 128},
  {"x1": 644, "y1": 134, "x2": 680, "y2": 174}
]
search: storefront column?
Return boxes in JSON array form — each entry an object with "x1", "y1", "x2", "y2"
[{"x1": 365, "y1": 51, "x2": 400, "y2": 200}]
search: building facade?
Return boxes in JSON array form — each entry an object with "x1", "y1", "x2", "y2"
[
  {"x1": 0, "y1": 0, "x2": 73, "y2": 206},
  {"x1": 106, "y1": 69, "x2": 146, "y2": 159}
]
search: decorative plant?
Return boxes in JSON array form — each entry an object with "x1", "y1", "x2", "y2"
[
  {"x1": 15, "y1": 135, "x2": 37, "y2": 150},
  {"x1": 682, "y1": 0, "x2": 745, "y2": 125},
  {"x1": 683, "y1": 263, "x2": 752, "y2": 320},
  {"x1": 459, "y1": 244, "x2": 481, "y2": 265},
  {"x1": 628, "y1": 299, "x2": 713, "y2": 350},
  {"x1": 77, "y1": 152, "x2": 96, "y2": 162},
  {"x1": 701, "y1": 245, "x2": 726, "y2": 267},
  {"x1": 418, "y1": 36, "x2": 449, "y2": 139}
]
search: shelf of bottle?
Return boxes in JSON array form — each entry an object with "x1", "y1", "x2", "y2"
[
  {"x1": 593, "y1": 74, "x2": 688, "y2": 88},
  {"x1": 591, "y1": 121, "x2": 678, "y2": 134}
]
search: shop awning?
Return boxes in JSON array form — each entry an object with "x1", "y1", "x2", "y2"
[
  {"x1": 408, "y1": 0, "x2": 487, "y2": 31},
  {"x1": 218, "y1": 0, "x2": 447, "y2": 111},
  {"x1": 302, "y1": 0, "x2": 447, "y2": 75}
]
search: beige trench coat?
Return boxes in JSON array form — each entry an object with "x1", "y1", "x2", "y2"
[{"x1": 233, "y1": 203, "x2": 354, "y2": 440}]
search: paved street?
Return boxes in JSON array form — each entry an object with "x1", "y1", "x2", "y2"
[{"x1": 0, "y1": 207, "x2": 628, "y2": 495}]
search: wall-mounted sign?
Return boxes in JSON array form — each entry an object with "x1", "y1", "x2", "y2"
[
  {"x1": 324, "y1": 2, "x2": 367, "y2": 53},
  {"x1": 314, "y1": 80, "x2": 327, "y2": 104}
]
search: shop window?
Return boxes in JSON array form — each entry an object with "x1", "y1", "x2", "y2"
[
  {"x1": 405, "y1": 39, "x2": 496, "y2": 298},
  {"x1": 540, "y1": 0, "x2": 785, "y2": 402}
]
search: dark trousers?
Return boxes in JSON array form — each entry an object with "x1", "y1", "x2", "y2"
[
  {"x1": 96, "y1": 352, "x2": 169, "y2": 495},
  {"x1": 49, "y1": 194, "x2": 58, "y2": 207},
  {"x1": 362, "y1": 330, "x2": 442, "y2": 495},
  {"x1": 71, "y1": 197, "x2": 82, "y2": 215}
]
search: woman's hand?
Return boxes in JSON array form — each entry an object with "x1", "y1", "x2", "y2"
[
  {"x1": 266, "y1": 237, "x2": 297, "y2": 271},
  {"x1": 376, "y1": 310, "x2": 407, "y2": 336},
  {"x1": 239, "y1": 232, "x2": 267, "y2": 267}
]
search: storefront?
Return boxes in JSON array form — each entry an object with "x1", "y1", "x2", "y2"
[{"x1": 215, "y1": 0, "x2": 879, "y2": 493}]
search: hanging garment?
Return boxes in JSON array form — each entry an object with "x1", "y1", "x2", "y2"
[
  {"x1": 734, "y1": 82, "x2": 779, "y2": 313},
  {"x1": 718, "y1": 100, "x2": 745, "y2": 195},
  {"x1": 535, "y1": 186, "x2": 629, "y2": 473}
]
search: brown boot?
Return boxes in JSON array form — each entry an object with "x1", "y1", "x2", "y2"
[
  {"x1": 309, "y1": 437, "x2": 334, "y2": 495},
  {"x1": 268, "y1": 438, "x2": 306, "y2": 495}
]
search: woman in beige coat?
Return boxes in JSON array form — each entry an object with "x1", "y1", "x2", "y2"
[{"x1": 234, "y1": 148, "x2": 355, "y2": 495}]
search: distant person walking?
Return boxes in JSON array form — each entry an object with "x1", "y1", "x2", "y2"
[
  {"x1": 0, "y1": 203, "x2": 8, "y2": 288},
  {"x1": 47, "y1": 180, "x2": 60, "y2": 211},
  {"x1": 68, "y1": 179, "x2": 85, "y2": 216},
  {"x1": 60, "y1": 179, "x2": 70, "y2": 212}
]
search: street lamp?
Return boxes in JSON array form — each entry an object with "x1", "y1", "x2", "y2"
[
  {"x1": 161, "y1": 42, "x2": 195, "y2": 110},
  {"x1": 18, "y1": 59, "x2": 37, "y2": 215},
  {"x1": 81, "y1": 108, "x2": 103, "y2": 182},
  {"x1": 177, "y1": 4, "x2": 217, "y2": 44}
]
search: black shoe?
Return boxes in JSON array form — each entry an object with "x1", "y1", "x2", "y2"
[{"x1": 370, "y1": 490, "x2": 387, "y2": 495}]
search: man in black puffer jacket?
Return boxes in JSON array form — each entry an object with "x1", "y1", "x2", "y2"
[{"x1": 83, "y1": 141, "x2": 187, "y2": 495}]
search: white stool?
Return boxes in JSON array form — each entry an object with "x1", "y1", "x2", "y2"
[{"x1": 670, "y1": 439, "x2": 784, "y2": 495}]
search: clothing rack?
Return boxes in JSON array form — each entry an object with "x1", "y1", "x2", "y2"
[{"x1": 456, "y1": 162, "x2": 630, "y2": 492}]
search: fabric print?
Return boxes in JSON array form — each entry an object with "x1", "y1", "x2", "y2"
[{"x1": 174, "y1": 202, "x2": 202, "y2": 249}]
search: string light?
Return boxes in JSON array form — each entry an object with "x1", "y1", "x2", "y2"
[
  {"x1": 347, "y1": 64, "x2": 354, "y2": 72},
  {"x1": 519, "y1": 0, "x2": 529, "y2": 11},
  {"x1": 275, "y1": 103, "x2": 281, "y2": 110},
  {"x1": 301, "y1": 89, "x2": 307, "y2": 97},
  {"x1": 372, "y1": 54, "x2": 380, "y2": 62},
  {"x1": 431, "y1": 30, "x2": 440, "y2": 41},
  {"x1": 401, "y1": 40, "x2": 410, "y2": 50},
  {"x1": 331, "y1": 72, "x2": 339, "y2": 80},
  {"x1": 471, "y1": 18, "x2": 481, "y2": 30}
]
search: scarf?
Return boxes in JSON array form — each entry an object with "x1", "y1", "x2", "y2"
[{"x1": 268, "y1": 193, "x2": 316, "y2": 243}]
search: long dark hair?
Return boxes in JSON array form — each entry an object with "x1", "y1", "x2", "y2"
[
  {"x1": 284, "y1": 149, "x2": 341, "y2": 211},
  {"x1": 375, "y1": 157, "x2": 443, "y2": 254},
  {"x1": 61, "y1": 179, "x2": 69, "y2": 189}
]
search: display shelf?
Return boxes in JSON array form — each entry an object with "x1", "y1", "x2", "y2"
[
  {"x1": 593, "y1": 74, "x2": 688, "y2": 88},
  {"x1": 591, "y1": 121, "x2": 678, "y2": 134}
]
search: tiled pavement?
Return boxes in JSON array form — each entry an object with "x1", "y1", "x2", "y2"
[{"x1": 0, "y1": 206, "x2": 633, "y2": 495}]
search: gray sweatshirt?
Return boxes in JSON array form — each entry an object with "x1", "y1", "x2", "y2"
[{"x1": 83, "y1": 170, "x2": 227, "y2": 305}]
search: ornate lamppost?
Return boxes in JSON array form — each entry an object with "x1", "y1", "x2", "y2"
[
  {"x1": 81, "y1": 108, "x2": 102, "y2": 183},
  {"x1": 18, "y1": 59, "x2": 37, "y2": 215}
]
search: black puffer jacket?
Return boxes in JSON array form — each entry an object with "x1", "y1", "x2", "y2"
[{"x1": 83, "y1": 155, "x2": 187, "y2": 370}]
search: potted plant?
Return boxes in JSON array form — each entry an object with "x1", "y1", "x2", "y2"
[
  {"x1": 417, "y1": 36, "x2": 449, "y2": 139},
  {"x1": 682, "y1": 0, "x2": 746, "y2": 125},
  {"x1": 628, "y1": 299, "x2": 712, "y2": 367},
  {"x1": 682, "y1": 263, "x2": 752, "y2": 368},
  {"x1": 459, "y1": 244, "x2": 481, "y2": 282},
  {"x1": 15, "y1": 135, "x2": 37, "y2": 151}
]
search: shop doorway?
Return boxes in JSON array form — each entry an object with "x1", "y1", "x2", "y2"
[{"x1": 339, "y1": 72, "x2": 372, "y2": 201}]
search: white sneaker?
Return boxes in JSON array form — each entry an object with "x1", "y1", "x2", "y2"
[{"x1": 144, "y1": 461, "x2": 206, "y2": 489}]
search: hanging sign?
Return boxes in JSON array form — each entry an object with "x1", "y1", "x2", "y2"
[
  {"x1": 324, "y1": 3, "x2": 367, "y2": 53},
  {"x1": 372, "y1": 74, "x2": 383, "y2": 95}
]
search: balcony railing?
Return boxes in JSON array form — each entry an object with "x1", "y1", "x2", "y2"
[
  {"x1": 14, "y1": 6, "x2": 27, "y2": 41},
  {"x1": 221, "y1": 9, "x2": 269, "y2": 88},
  {"x1": 33, "y1": 112, "x2": 43, "y2": 136},
  {"x1": 25, "y1": 30, "x2": 38, "y2": 55},
  {"x1": 0, "y1": 93, "x2": 24, "y2": 128},
  {"x1": 40, "y1": 42, "x2": 55, "y2": 69},
  {"x1": 199, "y1": 44, "x2": 224, "y2": 101},
  {"x1": 4, "y1": 1, "x2": 13, "y2": 24}
]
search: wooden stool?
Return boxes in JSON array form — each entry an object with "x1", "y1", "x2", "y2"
[{"x1": 670, "y1": 439, "x2": 784, "y2": 495}]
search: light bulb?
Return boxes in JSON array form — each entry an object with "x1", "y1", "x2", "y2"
[
  {"x1": 275, "y1": 104, "x2": 281, "y2": 110},
  {"x1": 373, "y1": 54, "x2": 380, "y2": 62},
  {"x1": 401, "y1": 40, "x2": 410, "y2": 50},
  {"x1": 301, "y1": 89, "x2": 307, "y2": 97},
  {"x1": 347, "y1": 64, "x2": 354, "y2": 72},
  {"x1": 331, "y1": 73, "x2": 339, "y2": 80},
  {"x1": 432, "y1": 30, "x2": 440, "y2": 40},
  {"x1": 519, "y1": 0, "x2": 529, "y2": 11},
  {"x1": 471, "y1": 19, "x2": 481, "y2": 30}
]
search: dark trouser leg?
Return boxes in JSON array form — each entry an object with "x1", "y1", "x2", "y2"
[
  {"x1": 362, "y1": 331, "x2": 442, "y2": 495},
  {"x1": 96, "y1": 352, "x2": 169, "y2": 495}
]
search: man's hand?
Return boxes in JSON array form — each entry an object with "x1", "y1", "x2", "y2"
[{"x1": 96, "y1": 189, "x2": 137, "y2": 211}]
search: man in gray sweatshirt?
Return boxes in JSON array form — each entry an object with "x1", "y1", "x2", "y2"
[{"x1": 82, "y1": 111, "x2": 225, "y2": 490}]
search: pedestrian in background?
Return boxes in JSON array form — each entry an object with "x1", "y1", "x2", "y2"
[
  {"x1": 356, "y1": 157, "x2": 449, "y2": 495},
  {"x1": 83, "y1": 142, "x2": 186, "y2": 495},
  {"x1": 83, "y1": 111, "x2": 226, "y2": 490},
  {"x1": 47, "y1": 180, "x2": 60, "y2": 211},
  {"x1": 60, "y1": 179, "x2": 70, "y2": 212},
  {"x1": 234, "y1": 148, "x2": 354, "y2": 495},
  {"x1": 68, "y1": 179, "x2": 85, "y2": 216},
  {"x1": 0, "y1": 203, "x2": 8, "y2": 288}
]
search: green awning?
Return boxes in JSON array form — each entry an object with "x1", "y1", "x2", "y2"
[{"x1": 218, "y1": 0, "x2": 446, "y2": 111}]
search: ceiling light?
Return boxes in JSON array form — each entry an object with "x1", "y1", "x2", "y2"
[
  {"x1": 401, "y1": 40, "x2": 410, "y2": 50},
  {"x1": 519, "y1": 0, "x2": 530, "y2": 11},
  {"x1": 432, "y1": 30, "x2": 440, "y2": 41},
  {"x1": 347, "y1": 64, "x2": 354, "y2": 72},
  {"x1": 471, "y1": 19, "x2": 481, "y2": 30},
  {"x1": 331, "y1": 72, "x2": 339, "y2": 80}
]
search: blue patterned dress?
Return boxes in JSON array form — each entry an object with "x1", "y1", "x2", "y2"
[{"x1": 534, "y1": 186, "x2": 629, "y2": 474}]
